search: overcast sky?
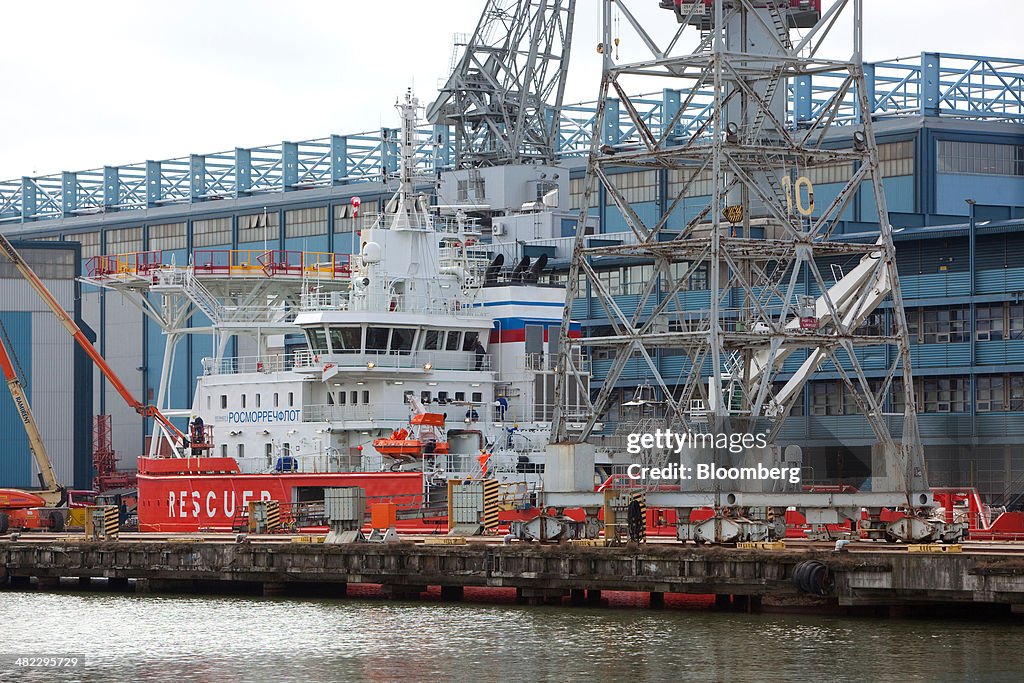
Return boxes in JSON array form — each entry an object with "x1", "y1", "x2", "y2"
[{"x1": 1, "y1": 0, "x2": 1021, "y2": 180}]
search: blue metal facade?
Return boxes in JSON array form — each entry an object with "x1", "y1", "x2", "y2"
[
  {"x1": 0, "y1": 52, "x2": 1022, "y2": 498},
  {"x1": 0, "y1": 241, "x2": 91, "y2": 490},
  {"x1": 0, "y1": 311, "x2": 33, "y2": 487}
]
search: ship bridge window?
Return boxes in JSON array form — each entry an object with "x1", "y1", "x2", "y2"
[
  {"x1": 308, "y1": 327, "x2": 329, "y2": 354},
  {"x1": 366, "y1": 327, "x2": 390, "y2": 351},
  {"x1": 422, "y1": 330, "x2": 443, "y2": 350},
  {"x1": 390, "y1": 328, "x2": 416, "y2": 353},
  {"x1": 462, "y1": 331, "x2": 480, "y2": 351},
  {"x1": 329, "y1": 326, "x2": 361, "y2": 353},
  {"x1": 445, "y1": 331, "x2": 463, "y2": 351}
]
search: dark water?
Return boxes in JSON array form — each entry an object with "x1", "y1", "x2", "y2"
[{"x1": 0, "y1": 590, "x2": 1021, "y2": 682}]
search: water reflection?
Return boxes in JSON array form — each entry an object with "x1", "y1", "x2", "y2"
[{"x1": 0, "y1": 591, "x2": 1020, "y2": 683}]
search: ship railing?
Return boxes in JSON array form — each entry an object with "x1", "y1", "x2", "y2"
[
  {"x1": 523, "y1": 350, "x2": 588, "y2": 373},
  {"x1": 299, "y1": 290, "x2": 489, "y2": 317},
  {"x1": 192, "y1": 249, "x2": 351, "y2": 279},
  {"x1": 432, "y1": 214, "x2": 483, "y2": 235},
  {"x1": 304, "y1": 401, "x2": 498, "y2": 425},
  {"x1": 85, "y1": 250, "x2": 165, "y2": 279},
  {"x1": 202, "y1": 353, "x2": 316, "y2": 375},
  {"x1": 202, "y1": 350, "x2": 494, "y2": 375},
  {"x1": 303, "y1": 403, "x2": 411, "y2": 424},
  {"x1": 299, "y1": 350, "x2": 492, "y2": 372}
]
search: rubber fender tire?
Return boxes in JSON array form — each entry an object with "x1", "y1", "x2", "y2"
[
  {"x1": 791, "y1": 561, "x2": 810, "y2": 591},
  {"x1": 49, "y1": 510, "x2": 65, "y2": 532},
  {"x1": 793, "y1": 560, "x2": 832, "y2": 595}
]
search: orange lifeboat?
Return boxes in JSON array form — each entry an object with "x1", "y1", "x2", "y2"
[{"x1": 372, "y1": 416, "x2": 450, "y2": 459}]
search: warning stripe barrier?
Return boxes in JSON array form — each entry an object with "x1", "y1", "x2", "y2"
[
  {"x1": 483, "y1": 479, "x2": 500, "y2": 531},
  {"x1": 266, "y1": 500, "x2": 281, "y2": 532},
  {"x1": 627, "y1": 492, "x2": 647, "y2": 543}
]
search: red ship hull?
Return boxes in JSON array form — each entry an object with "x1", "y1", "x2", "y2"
[{"x1": 136, "y1": 457, "x2": 435, "y2": 533}]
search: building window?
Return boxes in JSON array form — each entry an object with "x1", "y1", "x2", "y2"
[
  {"x1": 362, "y1": 390, "x2": 369, "y2": 404},
  {"x1": 607, "y1": 170, "x2": 657, "y2": 204},
  {"x1": 857, "y1": 312, "x2": 885, "y2": 336},
  {"x1": 241, "y1": 395, "x2": 246, "y2": 409},
  {"x1": 841, "y1": 384, "x2": 862, "y2": 415},
  {"x1": 922, "y1": 377, "x2": 968, "y2": 413},
  {"x1": 1011, "y1": 375, "x2": 1024, "y2": 411},
  {"x1": 976, "y1": 375, "x2": 1005, "y2": 413},
  {"x1": 238, "y1": 212, "x2": 279, "y2": 245},
  {"x1": 805, "y1": 160, "x2": 854, "y2": 186},
  {"x1": 937, "y1": 140, "x2": 1024, "y2": 176},
  {"x1": 105, "y1": 226, "x2": 143, "y2": 254},
  {"x1": 149, "y1": 222, "x2": 187, "y2": 251},
  {"x1": 569, "y1": 177, "x2": 599, "y2": 210},
  {"x1": 472, "y1": 392, "x2": 483, "y2": 403},
  {"x1": 193, "y1": 216, "x2": 232, "y2": 247},
  {"x1": 238, "y1": 444, "x2": 245, "y2": 459},
  {"x1": 810, "y1": 381, "x2": 842, "y2": 416},
  {"x1": 63, "y1": 231, "x2": 101, "y2": 258},
  {"x1": 220, "y1": 395, "x2": 227, "y2": 409},
  {"x1": 334, "y1": 202, "x2": 379, "y2": 234},
  {"x1": 909, "y1": 307, "x2": 968, "y2": 344},
  {"x1": 877, "y1": 140, "x2": 914, "y2": 177},
  {"x1": 976, "y1": 304, "x2": 1005, "y2": 341},
  {"x1": 288, "y1": 392, "x2": 294, "y2": 407},
  {"x1": 667, "y1": 168, "x2": 712, "y2": 198},
  {"x1": 285, "y1": 206, "x2": 328, "y2": 238},
  {"x1": 1009, "y1": 304, "x2": 1024, "y2": 340}
]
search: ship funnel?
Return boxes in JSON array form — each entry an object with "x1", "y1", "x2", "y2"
[
  {"x1": 510, "y1": 255, "x2": 531, "y2": 282},
  {"x1": 484, "y1": 254, "x2": 504, "y2": 285},
  {"x1": 524, "y1": 253, "x2": 548, "y2": 283}
]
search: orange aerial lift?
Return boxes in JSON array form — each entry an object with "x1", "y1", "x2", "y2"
[
  {"x1": 0, "y1": 324, "x2": 71, "y2": 532},
  {"x1": 0, "y1": 234, "x2": 204, "y2": 533}
]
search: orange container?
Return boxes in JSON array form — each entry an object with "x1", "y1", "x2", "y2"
[{"x1": 371, "y1": 502, "x2": 398, "y2": 529}]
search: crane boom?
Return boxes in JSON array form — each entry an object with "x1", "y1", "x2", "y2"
[
  {"x1": 0, "y1": 233, "x2": 186, "y2": 445},
  {"x1": 0, "y1": 328, "x2": 63, "y2": 506}
]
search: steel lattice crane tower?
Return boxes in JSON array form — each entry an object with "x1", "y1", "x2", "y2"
[
  {"x1": 427, "y1": 0, "x2": 576, "y2": 168},
  {"x1": 549, "y1": 0, "x2": 958, "y2": 543}
]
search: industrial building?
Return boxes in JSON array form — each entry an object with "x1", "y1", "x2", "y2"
[
  {"x1": 0, "y1": 51, "x2": 1022, "y2": 501},
  {"x1": 0, "y1": 240, "x2": 92, "y2": 490}
]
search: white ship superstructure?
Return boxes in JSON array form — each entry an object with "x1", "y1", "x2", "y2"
[{"x1": 84, "y1": 91, "x2": 592, "y2": 489}]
